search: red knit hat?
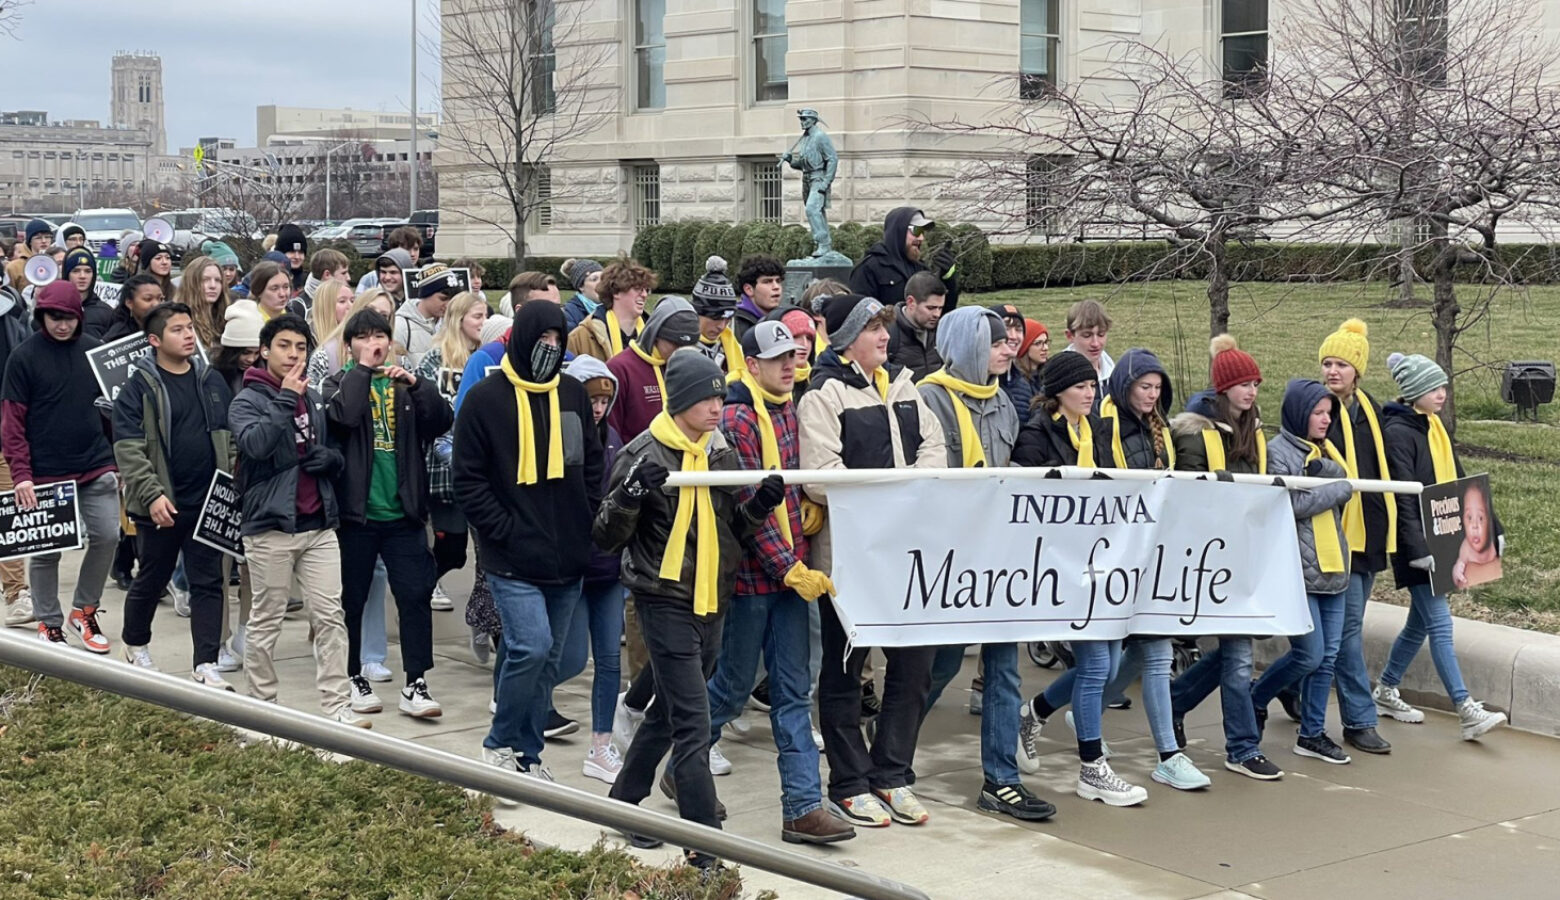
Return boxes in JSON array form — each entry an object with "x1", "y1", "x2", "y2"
[
  {"x1": 1019, "y1": 319, "x2": 1048, "y2": 355},
  {"x1": 1210, "y1": 334, "x2": 1262, "y2": 393}
]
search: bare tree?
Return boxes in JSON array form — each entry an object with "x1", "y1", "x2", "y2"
[
  {"x1": 438, "y1": 0, "x2": 610, "y2": 264},
  {"x1": 1272, "y1": 0, "x2": 1560, "y2": 431},
  {"x1": 0, "y1": 1, "x2": 30, "y2": 40}
]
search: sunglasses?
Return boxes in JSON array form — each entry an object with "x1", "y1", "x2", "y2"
[{"x1": 908, "y1": 224, "x2": 929, "y2": 237}]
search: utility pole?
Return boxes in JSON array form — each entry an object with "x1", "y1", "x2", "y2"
[{"x1": 410, "y1": 0, "x2": 418, "y2": 217}]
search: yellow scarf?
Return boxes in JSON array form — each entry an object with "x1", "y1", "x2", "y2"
[
  {"x1": 604, "y1": 312, "x2": 645, "y2": 357},
  {"x1": 647, "y1": 412, "x2": 721, "y2": 616},
  {"x1": 1057, "y1": 412, "x2": 1097, "y2": 468},
  {"x1": 920, "y1": 368, "x2": 998, "y2": 468},
  {"x1": 794, "y1": 362, "x2": 811, "y2": 385},
  {"x1": 737, "y1": 373, "x2": 795, "y2": 547},
  {"x1": 814, "y1": 333, "x2": 828, "y2": 359},
  {"x1": 1332, "y1": 390, "x2": 1397, "y2": 554},
  {"x1": 842, "y1": 354, "x2": 890, "y2": 401},
  {"x1": 1100, "y1": 395, "x2": 1175, "y2": 470},
  {"x1": 1422, "y1": 408, "x2": 1456, "y2": 483},
  {"x1": 1201, "y1": 427, "x2": 1267, "y2": 474},
  {"x1": 1356, "y1": 390, "x2": 1397, "y2": 553},
  {"x1": 1305, "y1": 441, "x2": 1348, "y2": 573},
  {"x1": 630, "y1": 343, "x2": 668, "y2": 405},
  {"x1": 703, "y1": 328, "x2": 748, "y2": 382},
  {"x1": 498, "y1": 355, "x2": 563, "y2": 484}
]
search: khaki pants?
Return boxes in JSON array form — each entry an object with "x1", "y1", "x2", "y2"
[
  {"x1": 623, "y1": 591, "x2": 649, "y2": 678},
  {"x1": 0, "y1": 455, "x2": 25, "y2": 601},
  {"x1": 244, "y1": 529, "x2": 350, "y2": 715}
]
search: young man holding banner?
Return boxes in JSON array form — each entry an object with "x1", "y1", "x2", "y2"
[
  {"x1": 112, "y1": 302, "x2": 235, "y2": 687},
  {"x1": 705, "y1": 320, "x2": 856, "y2": 845},
  {"x1": 798, "y1": 293, "x2": 946, "y2": 828},
  {"x1": 918, "y1": 307, "x2": 1057, "y2": 822}
]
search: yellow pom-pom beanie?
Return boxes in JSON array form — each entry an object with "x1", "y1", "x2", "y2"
[{"x1": 1318, "y1": 318, "x2": 1370, "y2": 376}]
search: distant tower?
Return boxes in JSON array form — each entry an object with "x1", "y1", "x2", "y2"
[{"x1": 111, "y1": 52, "x2": 166, "y2": 155}]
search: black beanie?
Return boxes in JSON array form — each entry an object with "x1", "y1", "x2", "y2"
[
  {"x1": 691, "y1": 255, "x2": 739, "y2": 318},
  {"x1": 137, "y1": 239, "x2": 171, "y2": 270},
  {"x1": 663, "y1": 349, "x2": 728, "y2": 415},
  {"x1": 275, "y1": 223, "x2": 308, "y2": 258},
  {"x1": 1042, "y1": 350, "x2": 1098, "y2": 399}
]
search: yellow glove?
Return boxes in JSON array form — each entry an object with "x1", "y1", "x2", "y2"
[
  {"x1": 800, "y1": 499, "x2": 826, "y2": 536},
  {"x1": 784, "y1": 561, "x2": 836, "y2": 602}
]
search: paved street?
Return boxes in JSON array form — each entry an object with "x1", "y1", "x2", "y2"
[{"x1": 21, "y1": 557, "x2": 1560, "y2": 898}]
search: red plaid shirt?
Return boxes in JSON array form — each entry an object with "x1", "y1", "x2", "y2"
[{"x1": 721, "y1": 385, "x2": 807, "y2": 595}]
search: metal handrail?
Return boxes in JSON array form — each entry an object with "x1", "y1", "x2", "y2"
[{"x1": 0, "y1": 630, "x2": 928, "y2": 900}]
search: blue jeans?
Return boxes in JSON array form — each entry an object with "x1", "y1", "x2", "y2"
[
  {"x1": 707, "y1": 590, "x2": 821, "y2": 820},
  {"x1": 555, "y1": 579, "x2": 626, "y2": 735},
  {"x1": 1032, "y1": 641, "x2": 1119, "y2": 751},
  {"x1": 1104, "y1": 638, "x2": 1179, "y2": 754},
  {"x1": 360, "y1": 559, "x2": 389, "y2": 666},
  {"x1": 926, "y1": 643, "x2": 1021, "y2": 784},
  {"x1": 1252, "y1": 593, "x2": 1339, "y2": 730},
  {"x1": 1171, "y1": 637, "x2": 1261, "y2": 763},
  {"x1": 1380, "y1": 583, "x2": 1469, "y2": 705},
  {"x1": 485, "y1": 575, "x2": 581, "y2": 765},
  {"x1": 1335, "y1": 571, "x2": 1379, "y2": 729}
]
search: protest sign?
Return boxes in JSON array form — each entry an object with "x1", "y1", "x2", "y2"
[
  {"x1": 192, "y1": 471, "x2": 245, "y2": 561},
  {"x1": 1418, "y1": 473, "x2": 1502, "y2": 595},
  {"x1": 85, "y1": 333, "x2": 209, "y2": 403},
  {"x1": 402, "y1": 267, "x2": 469, "y2": 297},
  {"x1": 93, "y1": 281, "x2": 122, "y2": 307},
  {"x1": 0, "y1": 482, "x2": 83, "y2": 561},
  {"x1": 824, "y1": 475, "x2": 1311, "y2": 647}
]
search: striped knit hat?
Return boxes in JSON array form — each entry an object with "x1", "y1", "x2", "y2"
[{"x1": 1387, "y1": 352, "x2": 1447, "y2": 402}]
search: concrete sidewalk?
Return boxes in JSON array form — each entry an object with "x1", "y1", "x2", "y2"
[{"x1": 15, "y1": 559, "x2": 1560, "y2": 898}]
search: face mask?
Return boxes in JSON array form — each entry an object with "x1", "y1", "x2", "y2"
[{"x1": 530, "y1": 341, "x2": 562, "y2": 379}]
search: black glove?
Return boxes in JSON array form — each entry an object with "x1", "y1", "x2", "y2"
[
  {"x1": 620, "y1": 457, "x2": 669, "y2": 501},
  {"x1": 1215, "y1": 470, "x2": 1234, "y2": 482},
  {"x1": 1273, "y1": 477, "x2": 1287, "y2": 488},
  {"x1": 1089, "y1": 471, "x2": 1112, "y2": 480},
  {"x1": 931, "y1": 245, "x2": 956, "y2": 278},
  {"x1": 299, "y1": 445, "x2": 342, "y2": 477},
  {"x1": 1304, "y1": 459, "x2": 1326, "y2": 477},
  {"x1": 747, "y1": 474, "x2": 786, "y2": 515},
  {"x1": 1043, "y1": 468, "x2": 1063, "y2": 479}
]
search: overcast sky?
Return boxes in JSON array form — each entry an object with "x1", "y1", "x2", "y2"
[{"x1": 2, "y1": 0, "x2": 442, "y2": 152}]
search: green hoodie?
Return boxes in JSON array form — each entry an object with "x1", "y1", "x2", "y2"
[{"x1": 344, "y1": 359, "x2": 404, "y2": 521}]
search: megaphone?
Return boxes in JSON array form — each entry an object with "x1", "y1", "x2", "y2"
[
  {"x1": 144, "y1": 218, "x2": 174, "y2": 243},
  {"x1": 25, "y1": 255, "x2": 58, "y2": 287}
]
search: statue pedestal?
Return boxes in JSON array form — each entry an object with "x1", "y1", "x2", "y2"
[{"x1": 782, "y1": 252, "x2": 854, "y2": 309}]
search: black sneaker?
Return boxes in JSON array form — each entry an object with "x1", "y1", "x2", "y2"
[
  {"x1": 1293, "y1": 733, "x2": 1352, "y2": 765},
  {"x1": 860, "y1": 681, "x2": 881, "y2": 718},
  {"x1": 1225, "y1": 754, "x2": 1284, "y2": 781},
  {"x1": 1172, "y1": 717, "x2": 1187, "y2": 752},
  {"x1": 621, "y1": 830, "x2": 663, "y2": 849},
  {"x1": 1107, "y1": 697, "x2": 1132, "y2": 710},
  {"x1": 977, "y1": 780, "x2": 1057, "y2": 822},
  {"x1": 544, "y1": 711, "x2": 580, "y2": 739},
  {"x1": 749, "y1": 677, "x2": 772, "y2": 712},
  {"x1": 1277, "y1": 689, "x2": 1303, "y2": 723},
  {"x1": 1343, "y1": 726, "x2": 1392, "y2": 755},
  {"x1": 658, "y1": 770, "x2": 727, "y2": 820}
]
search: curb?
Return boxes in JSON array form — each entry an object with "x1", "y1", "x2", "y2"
[{"x1": 1253, "y1": 600, "x2": 1560, "y2": 737}]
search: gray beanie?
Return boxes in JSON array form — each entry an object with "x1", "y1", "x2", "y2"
[
  {"x1": 663, "y1": 348, "x2": 728, "y2": 415},
  {"x1": 565, "y1": 258, "x2": 603, "y2": 292},
  {"x1": 1387, "y1": 352, "x2": 1448, "y2": 402}
]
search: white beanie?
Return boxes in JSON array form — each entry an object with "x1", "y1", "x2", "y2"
[{"x1": 222, "y1": 299, "x2": 265, "y2": 348}]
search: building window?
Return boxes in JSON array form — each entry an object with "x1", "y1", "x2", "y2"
[
  {"x1": 632, "y1": 163, "x2": 661, "y2": 227},
  {"x1": 635, "y1": 0, "x2": 666, "y2": 110},
  {"x1": 528, "y1": 165, "x2": 553, "y2": 233},
  {"x1": 529, "y1": 0, "x2": 557, "y2": 115},
  {"x1": 1020, "y1": 0, "x2": 1060, "y2": 99},
  {"x1": 1221, "y1": 1, "x2": 1268, "y2": 97},
  {"x1": 1026, "y1": 154, "x2": 1070, "y2": 236},
  {"x1": 749, "y1": 159, "x2": 783, "y2": 223},
  {"x1": 1397, "y1": 0, "x2": 1448, "y2": 85},
  {"x1": 753, "y1": 0, "x2": 788, "y2": 103}
]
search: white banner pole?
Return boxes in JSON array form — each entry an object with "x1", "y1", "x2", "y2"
[{"x1": 665, "y1": 466, "x2": 1420, "y2": 495}]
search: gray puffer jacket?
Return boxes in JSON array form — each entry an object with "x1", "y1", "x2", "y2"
[
  {"x1": 1269, "y1": 430, "x2": 1353, "y2": 595},
  {"x1": 917, "y1": 307, "x2": 1019, "y2": 467}
]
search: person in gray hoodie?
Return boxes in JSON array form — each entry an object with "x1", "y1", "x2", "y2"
[
  {"x1": 393, "y1": 265, "x2": 462, "y2": 365},
  {"x1": 1251, "y1": 378, "x2": 1356, "y2": 764}
]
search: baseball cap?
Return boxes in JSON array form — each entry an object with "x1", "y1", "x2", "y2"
[
  {"x1": 741, "y1": 320, "x2": 800, "y2": 360},
  {"x1": 908, "y1": 212, "x2": 935, "y2": 229}
]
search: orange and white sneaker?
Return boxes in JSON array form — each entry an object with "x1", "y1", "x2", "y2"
[
  {"x1": 828, "y1": 793, "x2": 892, "y2": 828},
  {"x1": 37, "y1": 622, "x2": 67, "y2": 645},
  {"x1": 872, "y1": 786, "x2": 930, "y2": 825},
  {"x1": 68, "y1": 606, "x2": 110, "y2": 654}
]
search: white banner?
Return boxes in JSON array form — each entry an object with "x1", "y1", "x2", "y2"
[{"x1": 825, "y1": 476, "x2": 1312, "y2": 647}]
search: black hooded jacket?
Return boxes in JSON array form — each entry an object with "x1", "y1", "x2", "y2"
[
  {"x1": 1013, "y1": 409, "x2": 1112, "y2": 468},
  {"x1": 453, "y1": 302, "x2": 603, "y2": 584},
  {"x1": 63, "y1": 249, "x2": 115, "y2": 341},
  {"x1": 849, "y1": 206, "x2": 960, "y2": 310}
]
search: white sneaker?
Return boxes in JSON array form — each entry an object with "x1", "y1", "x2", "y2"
[
  {"x1": 122, "y1": 643, "x2": 156, "y2": 670},
  {"x1": 583, "y1": 741, "x2": 623, "y2": 785},
  {"x1": 5, "y1": 589, "x2": 36, "y2": 627},
  {"x1": 193, "y1": 662, "x2": 235, "y2": 691},
  {"x1": 170, "y1": 584, "x2": 191, "y2": 618},
  {"x1": 1017, "y1": 703, "x2": 1045, "y2": 775},
  {"x1": 489, "y1": 696, "x2": 497, "y2": 715},
  {"x1": 812, "y1": 727, "x2": 825, "y2": 750},
  {"x1": 1065, "y1": 710, "x2": 1113, "y2": 759},
  {"x1": 361, "y1": 661, "x2": 393, "y2": 683},
  {"x1": 483, "y1": 746, "x2": 520, "y2": 806},
  {"x1": 350, "y1": 675, "x2": 383, "y2": 713},
  {"x1": 709, "y1": 743, "x2": 733, "y2": 776},
  {"x1": 399, "y1": 678, "x2": 443, "y2": 718},
  {"x1": 469, "y1": 625, "x2": 492, "y2": 666},
  {"x1": 216, "y1": 643, "x2": 241, "y2": 673},
  {"x1": 1373, "y1": 684, "x2": 1425, "y2": 724},
  {"x1": 430, "y1": 582, "x2": 454, "y2": 611},
  {"x1": 611, "y1": 692, "x2": 645, "y2": 753},
  {"x1": 1458, "y1": 698, "x2": 1507, "y2": 741},
  {"x1": 1076, "y1": 759, "x2": 1147, "y2": 807},
  {"x1": 727, "y1": 711, "x2": 752, "y2": 735},
  {"x1": 332, "y1": 707, "x2": 372, "y2": 729}
]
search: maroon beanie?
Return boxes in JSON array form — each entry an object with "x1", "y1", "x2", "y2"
[{"x1": 1210, "y1": 334, "x2": 1262, "y2": 393}]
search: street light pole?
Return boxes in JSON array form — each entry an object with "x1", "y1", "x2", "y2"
[{"x1": 410, "y1": 0, "x2": 418, "y2": 217}]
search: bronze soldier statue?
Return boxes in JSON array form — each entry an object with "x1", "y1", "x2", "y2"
[{"x1": 781, "y1": 108, "x2": 839, "y2": 258}]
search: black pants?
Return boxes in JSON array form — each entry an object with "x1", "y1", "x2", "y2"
[
  {"x1": 818, "y1": 595, "x2": 935, "y2": 800},
  {"x1": 429, "y1": 500, "x2": 468, "y2": 579},
  {"x1": 339, "y1": 518, "x2": 436, "y2": 681},
  {"x1": 609, "y1": 595, "x2": 724, "y2": 833},
  {"x1": 121, "y1": 511, "x2": 225, "y2": 667}
]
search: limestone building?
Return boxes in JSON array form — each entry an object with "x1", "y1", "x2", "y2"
[{"x1": 111, "y1": 52, "x2": 166, "y2": 157}]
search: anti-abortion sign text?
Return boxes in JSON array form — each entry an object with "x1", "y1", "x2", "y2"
[
  {"x1": 193, "y1": 471, "x2": 245, "y2": 561},
  {"x1": 1419, "y1": 473, "x2": 1502, "y2": 595},
  {"x1": 0, "y1": 482, "x2": 83, "y2": 561},
  {"x1": 86, "y1": 333, "x2": 209, "y2": 403}
]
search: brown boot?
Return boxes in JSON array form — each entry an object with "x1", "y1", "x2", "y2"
[
  {"x1": 658, "y1": 770, "x2": 727, "y2": 820},
  {"x1": 782, "y1": 807, "x2": 857, "y2": 845}
]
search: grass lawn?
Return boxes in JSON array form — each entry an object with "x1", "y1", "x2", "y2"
[
  {"x1": 974, "y1": 281, "x2": 1560, "y2": 627},
  {"x1": 0, "y1": 667, "x2": 760, "y2": 900}
]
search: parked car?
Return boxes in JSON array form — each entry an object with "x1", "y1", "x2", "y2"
[
  {"x1": 347, "y1": 219, "x2": 404, "y2": 257},
  {"x1": 72, "y1": 208, "x2": 143, "y2": 254}
]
